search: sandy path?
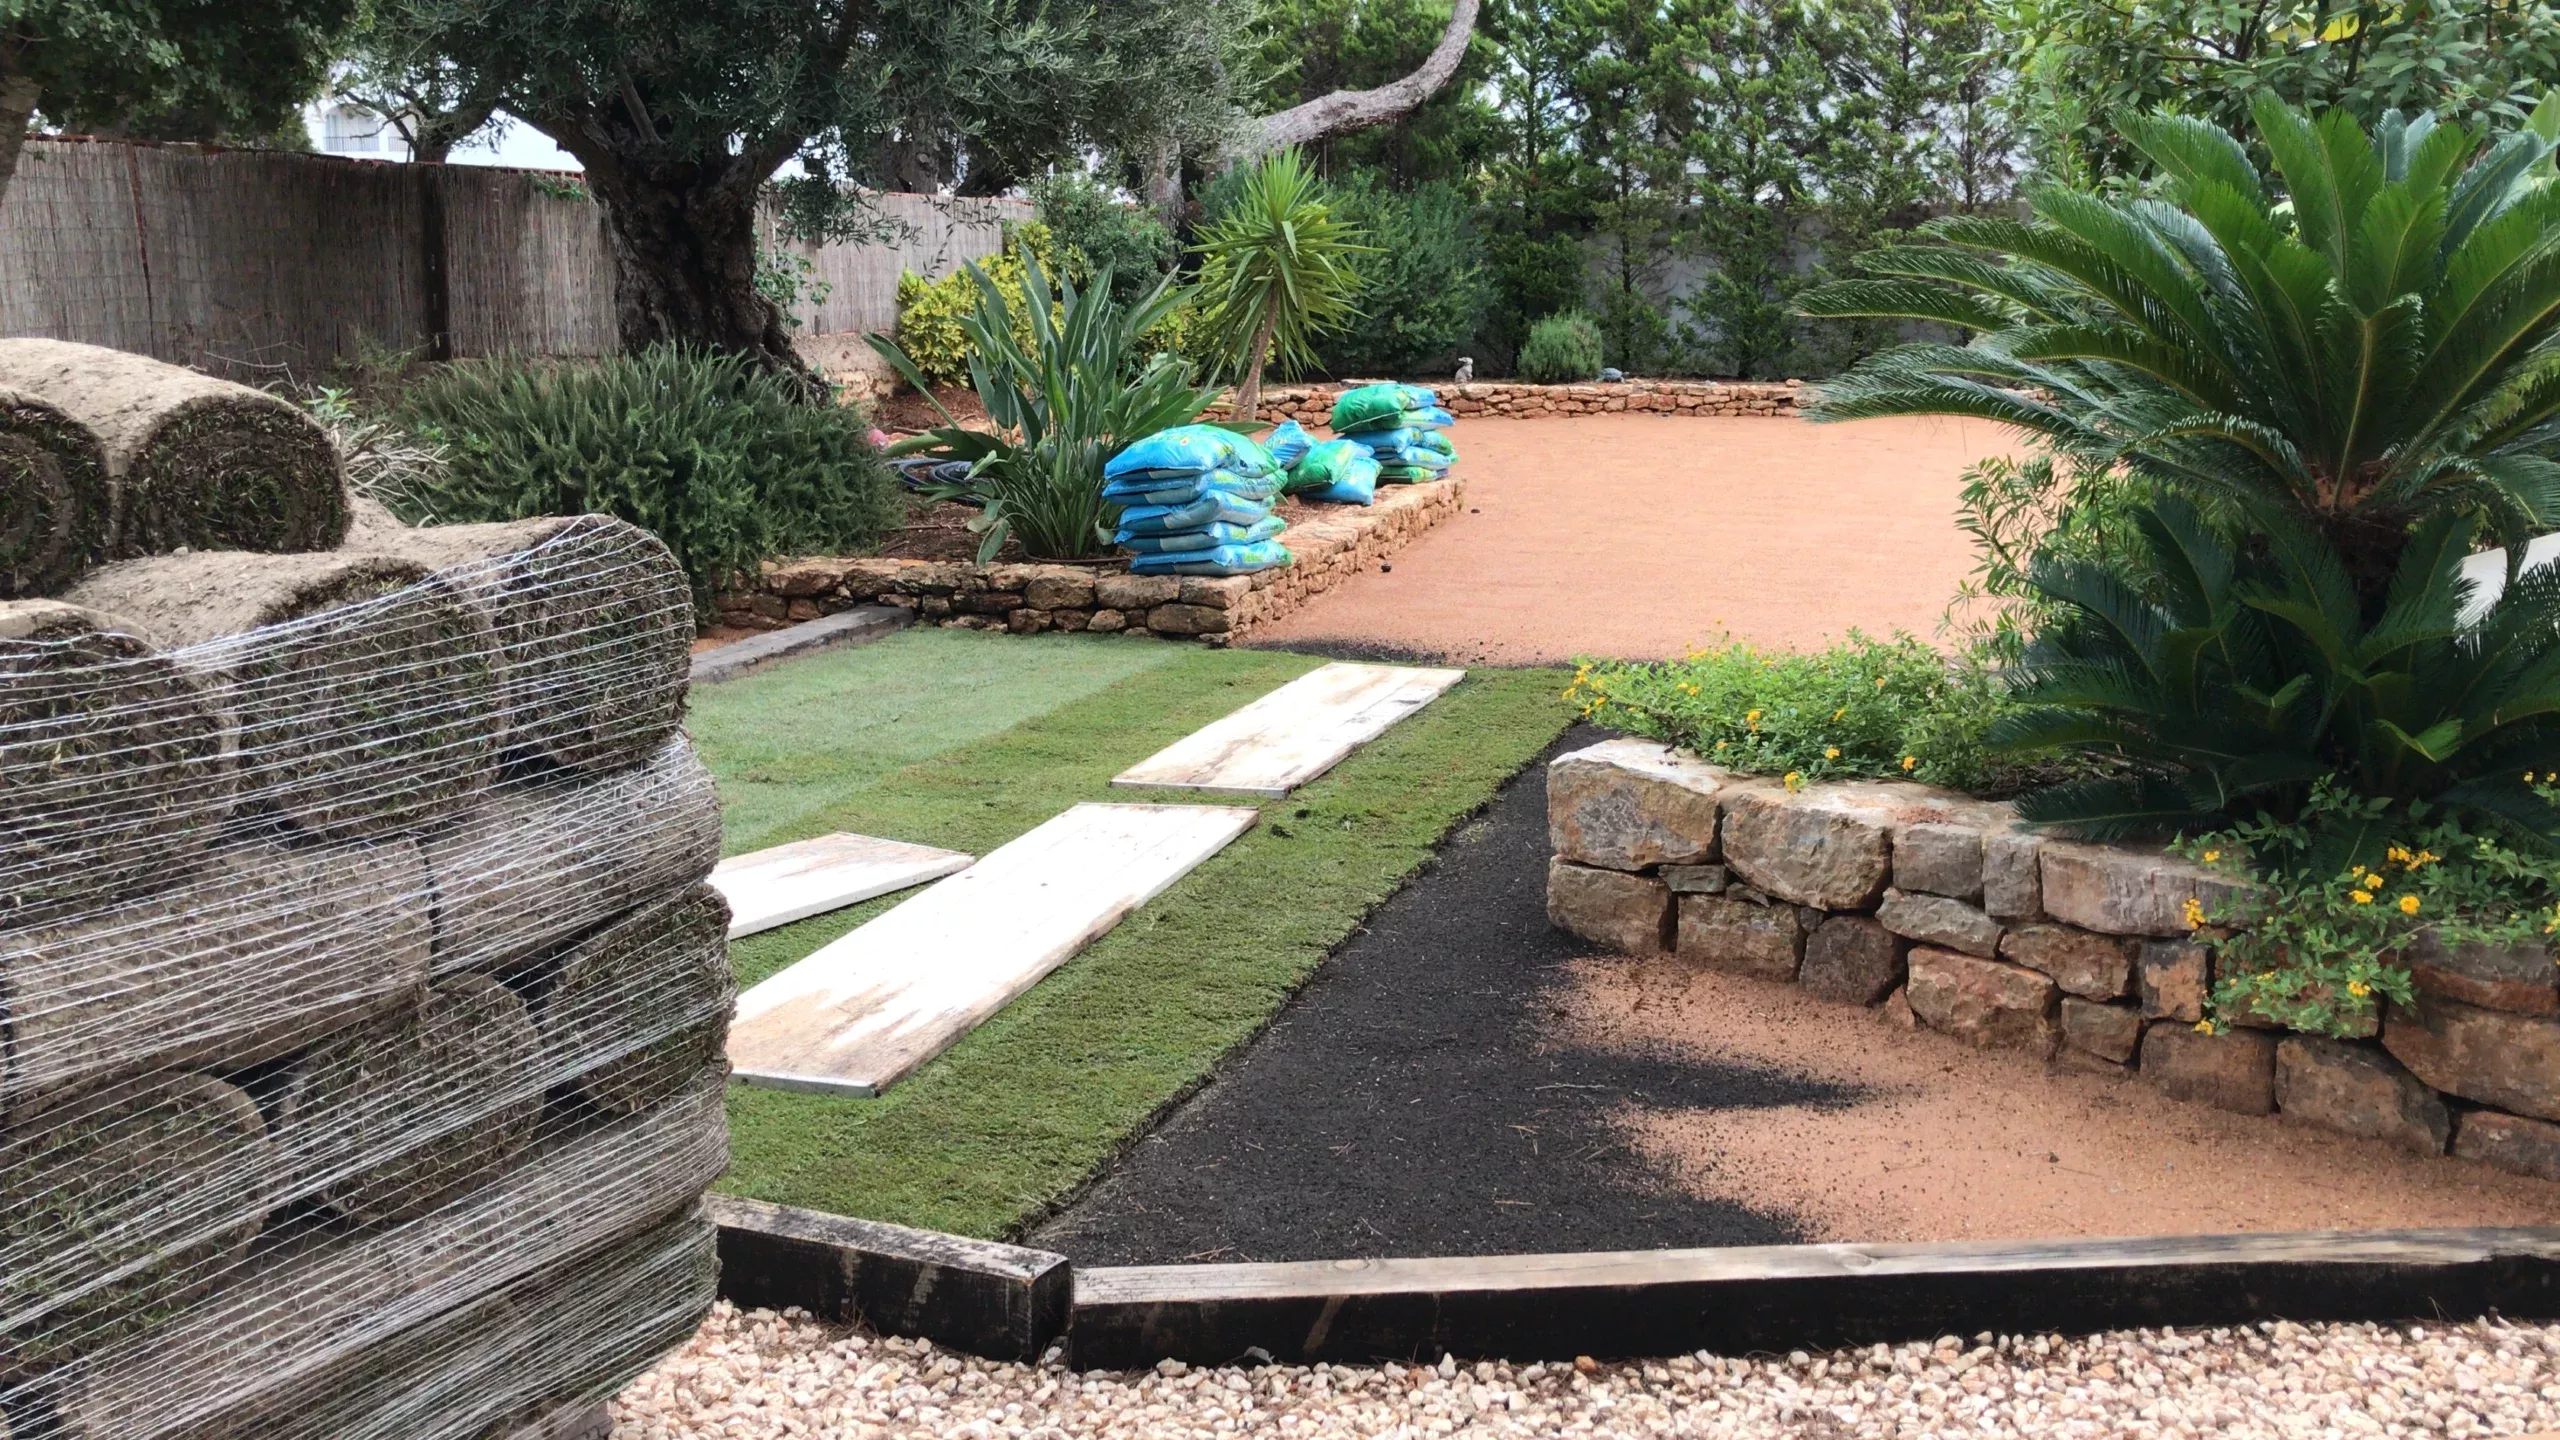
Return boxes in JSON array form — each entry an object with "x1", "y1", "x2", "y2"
[
  {"x1": 1563, "y1": 952, "x2": 2560, "y2": 1243},
  {"x1": 1249, "y1": 414, "x2": 2014, "y2": 664}
]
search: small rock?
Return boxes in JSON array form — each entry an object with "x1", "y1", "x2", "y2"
[
  {"x1": 1660, "y1": 863, "x2": 1729, "y2": 894},
  {"x1": 2452, "y1": 1109, "x2": 2560, "y2": 1181},
  {"x1": 1893, "y1": 823, "x2": 1985, "y2": 901},
  {"x1": 2137, "y1": 939, "x2": 2211, "y2": 1023},
  {"x1": 1146, "y1": 603, "x2": 1231, "y2": 636},
  {"x1": 1547, "y1": 859, "x2": 1672, "y2": 954},
  {"x1": 1719, "y1": 787, "x2": 1893, "y2": 910},
  {"x1": 1677, "y1": 894, "x2": 1806, "y2": 983},
  {"x1": 1095, "y1": 574, "x2": 1181, "y2": 610},
  {"x1": 1085, "y1": 608, "x2": 1127, "y2": 633},
  {"x1": 1546, "y1": 740, "x2": 1726, "y2": 871},
  {"x1": 2060, "y1": 996, "x2": 2145, "y2": 1063},
  {"x1": 2002, "y1": 924, "x2": 2135, "y2": 1001},
  {"x1": 1982, "y1": 832, "x2": 2043, "y2": 920},
  {"x1": 1878, "y1": 985, "x2": 1920, "y2": 1029},
  {"x1": 1906, "y1": 948, "x2": 2058, "y2": 1053},
  {"x1": 2040, "y1": 841, "x2": 2250, "y2": 937},
  {"x1": 2274, "y1": 1035, "x2": 2449, "y2": 1154},
  {"x1": 2407, "y1": 927, "x2": 2560, "y2": 1016},
  {"x1": 1799, "y1": 914, "x2": 1908, "y2": 1006},
  {"x1": 2141, "y1": 1025, "x2": 2277, "y2": 1115},
  {"x1": 2382, "y1": 992, "x2": 2560, "y2": 1122},
  {"x1": 1876, "y1": 888, "x2": 2003, "y2": 957}
]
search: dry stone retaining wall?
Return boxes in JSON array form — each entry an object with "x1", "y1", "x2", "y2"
[
  {"x1": 1544, "y1": 737, "x2": 2560, "y2": 1183},
  {"x1": 721, "y1": 477, "x2": 1463, "y2": 645},
  {"x1": 1234, "y1": 379, "x2": 1804, "y2": 426}
]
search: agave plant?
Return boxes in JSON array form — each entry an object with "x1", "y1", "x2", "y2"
[
  {"x1": 1993, "y1": 495, "x2": 2560, "y2": 855},
  {"x1": 1803, "y1": 97, "x2": 2560, "y2": 604},
  {"x1": 868, "y1": 248, "x2": 1226, "y2": 562}
]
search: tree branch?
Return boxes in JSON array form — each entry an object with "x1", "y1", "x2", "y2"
[{"x1": 1245, "y1": 0, "x2": 1479, "y2": 153}]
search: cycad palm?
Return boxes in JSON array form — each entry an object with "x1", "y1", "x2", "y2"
[{"x1": 1804, "y1": 97, "x2": 2560, "y2": 604}]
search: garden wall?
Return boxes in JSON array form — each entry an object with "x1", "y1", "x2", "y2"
[
  {"x1": 1544, "y1": 737, "x2": 2560, "y2": 1183},
  {"x1": 1237, "y1": 379, "x2": 1804, "y2": 425},
  {"x1": 722, "y1": 476, "x2": 1464, "y2": 644}
]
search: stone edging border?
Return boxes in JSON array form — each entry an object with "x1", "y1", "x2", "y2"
[
  {"x1": 705, "y1": 1197, "x2": 2560, "y2": 1368},
  {"x1": 716, "y1": 477, "x2": 1464, "y2": 645},
  {"x1": 1543, "y1": 737, "x2": 2560, "y2": 1183},
  {"x1": 1234, "y1": 379, "x2": 1805, "y2": 425}
]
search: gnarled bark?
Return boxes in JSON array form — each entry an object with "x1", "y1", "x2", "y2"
[{"x1": 1247, "y1": 0, "x2": 1480, "y2": 154}]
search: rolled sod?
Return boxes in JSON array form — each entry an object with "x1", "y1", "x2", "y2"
[
  {"x1": 424, "y1": 735, "x2": 723, "y2": 976},
  {"x1": 0, "y1": 339, "x2": 347, "y2": 560},
  {"x1": 273, "y1": 973, "x2": 543, "y2": 1227},
  {"x1": 0, "y1": 1072, "x2": 279, "y2": 1377},
  {"x1": 0, "y1": 838, "x2": 433, "y2": 1125},
  {"x1": 66, "y1": 550, "x2": 501, "y2": 838},
  {"x1": 0, "y1": 389, "x2": 112, "y2": 598},
  {"x1": 355, "y1": 515, "x2": 692, "y2": 773},
  {"x1": 535, "y1": 883, "x2": 735, "y2": 1115},
  {"x1": 0, "y1": 599, "x2": 231, "y2": 928}
]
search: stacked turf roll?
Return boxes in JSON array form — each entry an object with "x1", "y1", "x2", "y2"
[
  {"x1": 0, "y1": 355, "x2": 726, "y2": 1439},
  {"x1": 1107, "y1": 425, "x2": 1293, "y2": 577},
  {"x1": 1328, "y1": 382, "x2": 1459, "y2": 484}
]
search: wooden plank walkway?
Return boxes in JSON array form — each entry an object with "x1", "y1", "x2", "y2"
[
  {"x1": 1111, "y1": 662, "x2": 1465, "y2": 799},
  {"x1": 726, "y1": 802, "x2": 1260, "y2": 1097},
  {"x1": 710, "y1": 833, "x2": 974, "y2": 940}
]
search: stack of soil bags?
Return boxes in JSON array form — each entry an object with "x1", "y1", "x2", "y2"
[
  {"x1": 0, "y1": 349, "x2": 720, "y2": 1440},
  {"x1": 1106, "y1": 425, "x2": 1293, "y2": 577},
  {"x1": 1329, "y1": 382, "x2": 1458, "y2": 484},
  {"x1": 1282, "y1": 438, "x2": 1383, "y2": 506}
]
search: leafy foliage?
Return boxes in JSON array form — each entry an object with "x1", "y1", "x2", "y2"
[
  {"x1": 1568, "y1": 632, "x2": 2032, "y2": 796},
  {"x1": 869, "y1": 252, "x2": 1227, "y2": 562},
  {"x1": 394, "y1": 346, "x2": 899, "y2": 616},
  {"x1": 1189, "y1": 149, "x2": 1371, "y2": 413},
  {"x1": 1945, "y1": 453, "x2": 2147, "y2": 661},
  {"x1": 2, "y1": 0, "x2": 350, "y2": 163},
  {"x1": 1513, "y1": 312, "x2": 1604, "y2": 382},
  {"x1": 1028, "y1": 172, "x2": 1178, "y2": 306},
  {"x1": 892, "y1": 224, "x2": 1068, "y2": 388},
  {"x1": 1807, "y1": 98, "x2": 2560, "y2": 597},
  {"x1": 1317, "y1": 171, "x2": 1494, "y2": 377},
  {"x1": 1989, "y1": 496, "x2": 2560, "y2": 847}
]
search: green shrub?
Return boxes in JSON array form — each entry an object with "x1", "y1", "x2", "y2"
[
  {"x1": 1029, "y1": 173, "x2": 1177, "y2": 305},
  {"x1": 394, "y1": 346, "x2": 899, "y2": 617},
  {"x1": 1514, "y1": 312, "x2": 1604, "y2": 383},
  {"x1": 892, "y1": 223, "x2": 1067, "y2": 387},
  {"x1": 1318, "y1": 172, "x2": 1492, "y2": 378},
  {"x1": 1568, "y1": 632, "x2": 2029, "y2": 796}
]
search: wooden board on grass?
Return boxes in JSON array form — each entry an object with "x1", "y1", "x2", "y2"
[
  {"x1": 726, "y1": 802, "x2": 1260, "y2": 1097},
  {"x1": 1110, "y1": 662, "x2": 1466, "y2": 799},
  {"x1": 710, "y1": 833, "x2": 975, "y2": 940}
]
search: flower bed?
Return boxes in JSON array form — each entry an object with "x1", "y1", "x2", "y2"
[
  {"x1": 1545, "y1": 736, "x2": 2560, "y2": 1183},
  {"x1": 718, "y1": 477, "x2": 1463, "y2": 644},
  {"x1": 1238, "y1": 379, "x2": 1804, "y2": 424}
]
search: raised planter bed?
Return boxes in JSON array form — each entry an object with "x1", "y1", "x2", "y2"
[
  {"x1": 1241, "y1": 379, "x2": 1805, "y2": 424},
  {"x1": 718, "y1": 478, "x2": 1463, "y2": 645},
  {"x1": 1544, "y1": 737, "x2": 2560, "y2": 1183}
]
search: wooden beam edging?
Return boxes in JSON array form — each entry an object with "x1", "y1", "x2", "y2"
[
  {"x1": 707, "y1": 1195, "x2": 1071, "y2": 1363},
  {"x1": 1066, "y1": 1228, "x2": 2560, "y2": 1369}
]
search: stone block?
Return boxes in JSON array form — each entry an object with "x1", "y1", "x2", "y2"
[
  {"x1": 1086, "y1": 608, "x2": 1127, "y2": 633},
  {"x1": 1876, "y1": 889, "x2": 2002, "y2": 957},
  {"x1": 1147, "y1": 603, "x2": 1231, "y2": 636},
  {"x1": 1096, "y1": 574, "x2": 1181, "y2": 610},
  {"x1": 2137, "y1": 939, "x2": 2210, "y2": 1023},
  {"x1": 1006, "y1": 608, "x2": 1048, "y2": 634},
  {"x1": 1983, "y1": 832, "x2": 2042, "y2": 919},
  {"x1": 2054, "y1": 1046, "x2": 2132, "y2": 1078},
  {"x1": 1545, "y1": 740, "x2": 1725, "y2": 871},
  {"x1": 1879, "y1": 986, "x2": 1920, "y2": 1029},
  {"x1": 837, "y1": 558, "x2": 910, "y2": 599},
  {"x1": 1893, "y1": 823, "x2": 1985, "y2": 901},
  {"x1": 2060, "y1": 997, "x2": 2144, "y2": 1063},
  {"x1": 2141, "y1": 1025, "x2": 2276, "y2": 1115},
  {"x1": 2039, "y1": 841, "x2": 2250, "y2": 936},
  {"x1": 1719, "y1": 788, "x2": 1892, "y2": 910},
  {"x1": 1906, "y1": 949, "x2": 2058, "y2": 1053},
  {"x1": 2452, "y1": 1110, "x2": 2560, "y2": 1182},
  {"x1": 1661, "y1": 863, "x2": 1729, "y2": 894},
  {"x1": 1799, "y1": 914, "x2": 1906, "y2": 1006},
  {"x1": 2274, "y1": 1036, "x2": 2449, "y2": 1154},
  {"x1": 1178, "y1": 575, "x2": 1253, "y2": 610},
  {"x1": 748, "y1": 593, "x2": 786, "y2": 620},
  {"x1": 1022, "y1": 571, "x2": 1097, "y2": 611},
  {"x1": 2382, "y1": 993, "x2": 2560, "y2": 1122},
  {"x1": 1676, "y1": 895, "x2": 1805, "y2": 983},
  {"x1": 767, "y1": 557, "x2": 850, "y2": 597},
  {"x1": 951, "y1": 591, "x2": 1025, "y2": 616},
  {"x1": 2407, "y1": 928, "x2": 2560, "y2": 1016},
  {"x1": 2001, "y1": 923, "x2": 2135, "y2": 1001},
  {"x1": 1547, "y1": 859, "x2": 1671, "y2": 954}
]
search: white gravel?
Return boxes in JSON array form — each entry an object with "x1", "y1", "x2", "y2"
[{"x1": 613, "y1": 1301, "x2": 2560, "y2": 1438}]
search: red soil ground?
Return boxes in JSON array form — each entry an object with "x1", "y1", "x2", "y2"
[{"x1": 1249, "y1": 413, "x2": 2017, "y2": 664}]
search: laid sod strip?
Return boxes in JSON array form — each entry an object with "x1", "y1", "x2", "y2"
[
  {"x1": 693, "y1": 631, "x2": 1575, "y2": 1238},
  {"x1": 709, "y1": 833, "x2": 972, "y2": 940},
  {"x1": 728, "y1": 802, "x2": 1262, "y2": 1098},
  {"x1": 1111, "y1": 660, "x2": 1466, "y2": 798}
]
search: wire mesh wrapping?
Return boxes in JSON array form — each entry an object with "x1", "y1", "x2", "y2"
[{"x1": 0, "y1": 513, "x2": 723, "y2": 1438}]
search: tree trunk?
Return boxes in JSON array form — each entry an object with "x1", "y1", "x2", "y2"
[
  {"x1": 1246, "y1": 0, "x2": 1480, "y2": 154},
  {"x1": 0, "y1": 54, "x2": 41, "y2": 214},
  {"x1": 1234, "y1": 291, "x2": 1281, "y2": 424},
  {"x1": 1144, "y1": 136, "x2": 1184, "y2": 233},
  {"x1": 575, "y1": 159, "x2": 820, "y2": 396}
]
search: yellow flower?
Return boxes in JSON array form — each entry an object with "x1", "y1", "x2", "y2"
[
  {"x1": 2193, "y1": 1019, "x2": 2217, "y2": 1035},
  {"x1": 1824, "y1": 746, "x2": 1841, "y2": 760},
  {"x1": 2387, "y1": 845, "x2": 2410, "y2": 864},
  {"x1": 2347, "y1": 980, "x2": 2372, "y2": 998},
  {"x1": 2181, "y1": 897, "x2": 2207, "y2": 930},
  {"x1": 1714, "y1": 739, "x2": 1729, "y2": 751},
  {"x1": 1874, "y1": 676, "x2": 1888, "y2": 689},
  {"x1": 2201, "y1": 849, "x2": 2221, "y2": 863},
  {"x1": 1745, "y1": 708, "x2": 1762, "y2": 729},
  {"x1": 2399, "y1": 894, "x2": 2421, "y2": 915},
  {"x1": 2360, "y1": 871, "x2": 2385, "y2": 890},
  {"x1": 1784, "y1": 771, "x2": 1804, "y2": 792},
  {"x1": 2350, "y1": 890, "x2": 2374, "y2": 905},
  {"x1": 1900, "y1": 755, "x2": 1918, "y2": 772},
  {"x1": 1831, "y1": 707, "x2": 1847, "y2": 721}
]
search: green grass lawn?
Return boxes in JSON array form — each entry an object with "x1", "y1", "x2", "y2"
[{"x1": 689, "y1": 627, "x2": 1574, "y2": 1239}]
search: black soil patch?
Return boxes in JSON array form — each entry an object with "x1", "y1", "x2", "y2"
[{"x1": 1030, "y1": 724, "x2": 1859, "y2": 1265}]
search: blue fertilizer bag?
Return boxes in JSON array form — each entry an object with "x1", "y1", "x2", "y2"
[
  {"x1": 1263, "y1": 420, "x2": 1314, "y2": 468},
  {"x1": 1285, "y1": 438, "x2": 1381, "y2": 505},
  {"x1": 1128, "y1": 540, "x2": 1294, "y2": 576},
  {"x1": 1116, "y1": 516, "x2": 1286, "y2": 553},
  {"x1": 1105, "y1": 425, "x2": 1278, "y2": 483},
  {"x1": 1114, "y1": 491, "x2": 1274, "y2": 537},
  {"x1": 1102, "y1": 467, "x2": 1283, "y2": 504}
]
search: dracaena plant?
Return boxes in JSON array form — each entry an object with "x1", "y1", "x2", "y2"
[
  {"x1": 868, "y1": 248, "x2": 1227, "y2": 562},
  {"x1": 1991, "y1": 495, "x2": 2560, "y2": 858},
  {"x1": 1803, "y1": 96, "x2": 2560, "y2": 605}
]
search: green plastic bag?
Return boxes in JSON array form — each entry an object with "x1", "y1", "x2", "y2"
[{"x1": 1328, "y1": 383, "x2": 1440, "y2": 434}]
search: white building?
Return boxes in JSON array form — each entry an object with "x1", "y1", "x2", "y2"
[{"x1": 306, "y1": 97, "x2": 583, "y2": 171}]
